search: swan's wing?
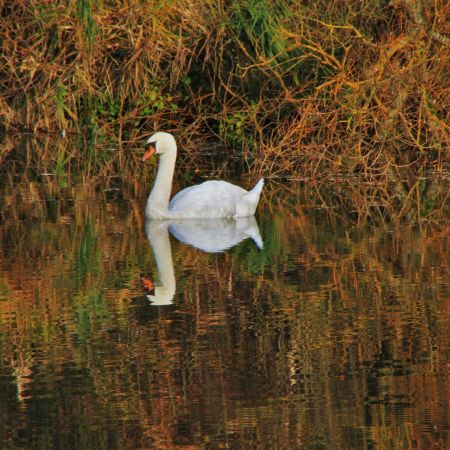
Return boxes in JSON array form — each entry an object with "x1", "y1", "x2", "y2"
[{"x1": 168, "y1": 181, "x2": 247, "y2": 219}]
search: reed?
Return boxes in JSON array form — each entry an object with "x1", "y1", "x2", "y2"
[{"x1": 0, "y1": 0, "x2": 449, "y2": 217}]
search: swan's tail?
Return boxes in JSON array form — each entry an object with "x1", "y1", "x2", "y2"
[
  {"x1": 234, "y1": 177, "x2": 264, "y2": 218},
  {"x1": 249, "y1": 178, "x2": 264, "y2": 199}
]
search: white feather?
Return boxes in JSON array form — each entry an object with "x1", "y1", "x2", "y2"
[{"x1": 144, "y1": 132, "x2": 264, "y2": 219}]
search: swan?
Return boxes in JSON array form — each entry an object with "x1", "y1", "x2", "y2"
[
  {"x1": 142, "y1": 132, "x2": 264, "y2": 219},
  {"x1": 143, "y1": 217, "x2": 263, "y2": 305}
]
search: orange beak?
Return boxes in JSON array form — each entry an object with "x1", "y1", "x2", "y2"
[{"x1": 142, "y1": 142, "x2": 156, "y2": 162}]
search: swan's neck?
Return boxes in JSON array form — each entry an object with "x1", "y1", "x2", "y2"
[
  {"x1": 146, "y1": 145, "x2": 177, "y2": 219},
  {"x1": 146, "y1": 220, "x2": 176, "y2": 305}
]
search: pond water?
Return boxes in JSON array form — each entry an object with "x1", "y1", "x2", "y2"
[{"x1": 0, "y1": 153, "x2": 448, "y2": 449}]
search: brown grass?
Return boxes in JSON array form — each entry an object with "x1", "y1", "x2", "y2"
[{"x1": 0, "y1": 0, "x2": 449, "y2": 220}]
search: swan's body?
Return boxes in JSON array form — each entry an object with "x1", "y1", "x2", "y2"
[{"x1": 142, "y1": 132, "x2": 264, "y2": 219}]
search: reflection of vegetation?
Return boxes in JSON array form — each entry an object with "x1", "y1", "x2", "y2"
[
  {"x1": 0, "y1": 179, "x2": 448, "y2": 449},
  {"x1": 74, "y1": 292, "x2": 110, "y2": 343},
  {"x1": 231, "y1": 218, "x2": 287, "y2": 275},
  {"x1": 74, "y1": 220, "x2": 99, "y2": 287}
]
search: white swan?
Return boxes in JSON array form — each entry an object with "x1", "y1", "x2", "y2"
[
  {"x1": 142, "y1": 132, "x2": 264, "y2": 219},
  {"x1": 144, "y1": 217, "x2": 263, "y2": 305}
]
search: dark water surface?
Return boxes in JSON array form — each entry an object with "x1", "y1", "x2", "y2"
[{"x1": 0, "y1": 172, "x2": 448, "y2": 449}]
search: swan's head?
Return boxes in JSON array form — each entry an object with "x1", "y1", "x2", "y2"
[{"x1": 142, "y1": 132, "x2": 176, "y2": 162}]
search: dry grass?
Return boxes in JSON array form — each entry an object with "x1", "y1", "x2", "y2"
[{"x1": 0, "y1": 0, "x2": 449, "y2": 220}]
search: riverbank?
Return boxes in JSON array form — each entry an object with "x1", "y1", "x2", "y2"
[{"x1": 0, "y1": 1, "x2": 448, "y2": 219}]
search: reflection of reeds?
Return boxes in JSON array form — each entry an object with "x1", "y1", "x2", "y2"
[
  {"x1": 1, "y1": 1, "x2": 448, "y2": 187},
  {"x1": 0, "y1": 178, "x2": 448, "y2": 448}
]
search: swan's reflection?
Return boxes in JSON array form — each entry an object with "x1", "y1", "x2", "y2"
[
  {"x1": 144, "y1": 217, "x2": 263, "y2": 306},
  {"x1": 168, "y1": 217, "x2": 263, "y2": 252}
]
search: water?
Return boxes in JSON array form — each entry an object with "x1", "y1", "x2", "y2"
[{"x1": 0, "y1": 174, "x2": 448, "y2": 449}]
